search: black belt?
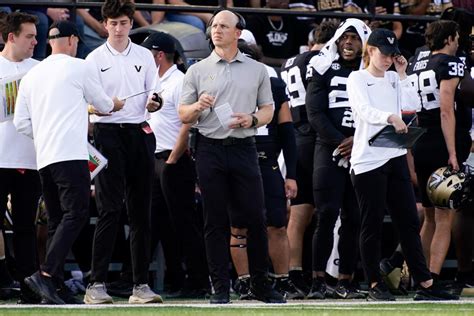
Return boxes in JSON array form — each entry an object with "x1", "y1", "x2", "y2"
[
  {"x1": 198, "y1": 134, "x2": 255, "y2": 146},
  {"x1": 155, "y1": 150, "x2": 171, "y2": 160},
  {"x1": 95, "y1": 122, "x2": 143, "y2": 129}
]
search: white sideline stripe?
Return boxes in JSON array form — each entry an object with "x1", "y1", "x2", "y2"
[{"x1": 1, "y1": 300, "x2": 474, "y2": 309}]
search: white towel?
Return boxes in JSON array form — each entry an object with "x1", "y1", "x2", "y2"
[{"x1": 308, "y1": 18, "x2": 371, "y2": 77}]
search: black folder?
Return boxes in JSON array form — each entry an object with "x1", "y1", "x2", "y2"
[{"x1": 368, "y1": 125, "x2": 426, "y2": 149}]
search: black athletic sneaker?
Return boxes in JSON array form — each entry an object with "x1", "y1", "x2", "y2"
[
  {"x1": 0, "y1": 280, "x2": 20, "y2": 300},
  {"x1": 367, "y1": 282, "x2": 395, "y2": 301},
  {"x1": 307, "y1": 278, "x2": 326, "y2": 299},
  {"x1": 24, "y1": 272, "x2": 65, "y2": 304},
  {"x1": 210, "y1": 291, "x2": 230, "y2": 304},
  {"x1": 57, "y1": 283, "x2": 84, "y2": 304},
  {"x1": 334, "y1": 280, "x2": 366, "y2": 299},
  {"x1": 288, "y1": 270, "x2": 310, "y2": 296},
  {"x1": 250, "y1": 276, "x2": 286, "y2": 303},
  {"x1": 274, "y1": 277, "x2": 305, "y2": 300},
  {"x1": 17, "y1": 282, "x2": 42, "y2": 304},
  {"x1": 233, "y1": 277, "x2": 253, "y2": 300},
  {"x1": 414, "y1": 283, "x2": 460, "y2": 301}
]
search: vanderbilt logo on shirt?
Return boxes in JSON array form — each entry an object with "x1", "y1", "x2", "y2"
[
  {"x1": 134, "y1": 65, "x2": 142, "y2": 72},
  {"x1": 266, "y1": 31, "x2": 288, "y2": 46}
]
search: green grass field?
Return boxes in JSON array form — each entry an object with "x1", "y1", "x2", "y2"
[{"x1": 1, "y1": 301, "x2": 474, "y2": 316}]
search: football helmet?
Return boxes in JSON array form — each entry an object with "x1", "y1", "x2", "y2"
[{"x1": 426, "y1": 166, "x2": 472, "y2": 209}]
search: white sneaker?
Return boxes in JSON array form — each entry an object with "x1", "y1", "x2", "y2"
[
  {"x1": 128, "y1": 284, "x2": 163, "y2": 304},
  {"x1": 84, "y1": 282, "x2": 114, "y2": 304}
]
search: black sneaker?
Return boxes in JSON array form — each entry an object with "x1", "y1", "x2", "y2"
[
  {"x1": 288, "y1": 270, "x2": 310, "y2": 296},
  {"x1": 274, "y1": 277, "x2": 305, "y2": 300},
  {"x1": 307, "y1": 278, "x2": 326, "y2": 299},
  {"x1": 414, "y1": 283, "x2": 460, "y2": 301},
  {"x1": 250, "y1": 276, "x2": 286, "y2": 303},
  {"x1": 0, "y1": 280, "x2": 20, "y2": 300},
  {"x1": 24, "y1": 272, "x2": 65, "y2": 304},
  {"x1": 334, "y1": 280, "x2": 366, "y2": 299},
  {"x1": 106, "y1": 279, "x2": 133, "y2": 298},
  {"x1": 17, "y1": 282, "x2": 42, "y2": 304},
  {"x1": 367, "y1": 282, "x2": 395, "y2": 301},
  {"x1": 233, "y1": 277, "x2": 253, "y2": 300},
  {"x1": 57, "y1": 283, "x2": 84, "y2": 304},
  {"x1": 210, "y1": 291, "x2": 230, "y2": 304}
]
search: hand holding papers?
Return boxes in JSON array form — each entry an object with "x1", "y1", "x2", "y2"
[{"x1": 214, "y1": 102, "x2": 234, "y2": 129}]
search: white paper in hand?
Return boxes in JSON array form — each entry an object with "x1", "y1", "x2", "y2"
[{"x1": 214, "y1": 102, "x2": 234, "y2": 129}]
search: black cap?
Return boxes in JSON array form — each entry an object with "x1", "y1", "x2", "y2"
[
  {"x1": 367, "y1": 28, "x2": 401, "y2": 56},
  {"x1": 141, "y1": 32, "x2": 176, "y2": 53},
  {"x1": 48, "y1": 21, "x2": 80, "y2": 40}
]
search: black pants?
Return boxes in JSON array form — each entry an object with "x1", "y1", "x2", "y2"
[
  {"x1": 39, "y1": 160, "x2": 90, "y2": 280},
  {"x1": 195, "y1": 137, "x2": 268, "y2": 293},
  {"x1": 351, "y1": 155, "x2": 431, "y2": 284},
  {"x1": 151, "y1": 151, "x2": 208, "y2": 288},
  {"x1": 0, "y1": 168, "x2": 41, "y2": 280},
  {"x1": 312, "y1": 144, "x2": 359, "y2": 275},
  {"x1": 91, "y1": 124, "x2": 155, "y2": 284}
]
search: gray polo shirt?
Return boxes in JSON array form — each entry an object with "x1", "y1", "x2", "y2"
[{"x1": 180, "y1": 50, "x2": 273, "y2": 139}]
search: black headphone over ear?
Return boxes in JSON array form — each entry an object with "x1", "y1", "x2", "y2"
[
  {"x1": 206, "y1": 10, "x2": 246, "y2": 51},
  {"x1": 207, "y1": 9, "x2": 246, "y2": 34}
]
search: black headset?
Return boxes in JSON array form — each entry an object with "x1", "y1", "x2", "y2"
[{"x1": 206, "y1": 9, "x2": 246, "y2": 39}]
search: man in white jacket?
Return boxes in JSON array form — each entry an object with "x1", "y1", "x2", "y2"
[{"x1": 14, "y1": 20, "x2": 123, "y2": 305}]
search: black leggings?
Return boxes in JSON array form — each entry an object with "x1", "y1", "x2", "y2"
[{"x1": 351, "y1": 155, "x2": 431, "y2": 285}]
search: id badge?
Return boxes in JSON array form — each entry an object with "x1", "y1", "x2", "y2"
[{"x1": 141, "y1": 122, "x2": 153, "y2": 134}]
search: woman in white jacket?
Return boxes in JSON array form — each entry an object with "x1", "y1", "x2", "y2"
[{"x1": 347, "y1": 28, "x2": 457, "y2": 301}]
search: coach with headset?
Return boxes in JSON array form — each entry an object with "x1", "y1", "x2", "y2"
[{"x1": 179, "y1": 10, "x2": 285, "y2": 304}]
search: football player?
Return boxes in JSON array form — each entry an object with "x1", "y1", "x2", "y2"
[
  {"x1": 279, "y1": 20, "x2": 337, "y2": 296},
  {"x1": 305, "y1": 18, "x2": 370, "y2": 299},
  {"x1": 407, "y1": 20, "x2": 471, "y2": 287}
]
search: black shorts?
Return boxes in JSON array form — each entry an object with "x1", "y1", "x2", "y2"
[
  {"x1": 291, "y1": 123, "x2": 316, "y2": 206},
  {"x1": 412, "y1": 130, "x2": 471, "y2": 207},
  {"x1": 257, "y1": 145, "x2": 287, "y2": 228}
]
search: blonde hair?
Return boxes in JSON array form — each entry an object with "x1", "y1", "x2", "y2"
[{"x1": 362, "y1": 43, "x2": 377, "y2": 68}]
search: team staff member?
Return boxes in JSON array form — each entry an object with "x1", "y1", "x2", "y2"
[
  {"x1": 0, "y1": 12, "x2": 41, "y2": 304},
  {"x1": 279, "y1": 21, "x2": 338, "y2": 295},
  {"x1": 84, "y1": 0, "x2": 162, "y2": 305},
  {"x1": 14, "y1": 21, "x2": 124, "y2": 305},
  {"x1": 230, "y1": 41, "x2": 301, "y2": 300},
  {"x1": 407, "y1": 20, "x2": 471, "y2": 284},
  {"x1": 347, "y1": 28, "x2": 456, "y2": 301},
  {"x1": 142, "y1": 32, "x2": 209, "y2": 297},
  {"x1": 179, "y1": 10, "x2": 284, "y2": 304},
  {"x1": 305, "y1": 19, "x2": 369, "y2": 300}
]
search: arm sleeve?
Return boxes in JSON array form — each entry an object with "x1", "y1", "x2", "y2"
[
  {"x1": 399, "y1": 75, "x2": 422, "y2": 112},
  {"x1": 83, "y1": 61, "x2": 114, "y2": 113},
  {"x1": 13, "y1": 81, "x2": 33, "y2": 139},
  {"x1": 145, "y1": 51, "x2": 158, "y2": 98},
  {"x1": 278, "y1": 121, "x2": 297, "y2": 180},
  {"x1": 305, "y1": 72, "x2": 346, "y2": 145},
  {"x1": 347, "y1": 72, "x2": 392, "y2": 125}
]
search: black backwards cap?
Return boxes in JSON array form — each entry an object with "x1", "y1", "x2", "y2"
[{"x1": 48, "y1": 21, "x2": 80, "y2": 40}]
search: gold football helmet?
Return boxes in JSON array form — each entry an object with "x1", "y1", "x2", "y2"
[{"x1": 426, "y1": 166, "x2": 472, "y2": 209}]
